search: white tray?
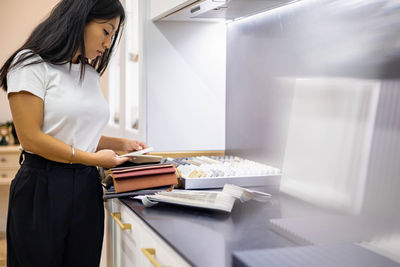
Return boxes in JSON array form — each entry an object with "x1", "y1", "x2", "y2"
[{"x1": 180, "y1": 174, "x2": 281, "y2": 189}]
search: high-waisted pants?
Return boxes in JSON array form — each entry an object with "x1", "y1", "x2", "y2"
[{"x1": 7, "y1": 152, "x2": 104, "y2": 267}]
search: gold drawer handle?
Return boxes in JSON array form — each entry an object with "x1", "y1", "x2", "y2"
[
  {"x1": 0, "y1": 157, "x2": 6, "y2": 162},
  {"x1": 142, "y1": 248, "x2": 169, "y2": 267},
  {"x1": 110, "y1": 212, "x2": 131, "y2": 230}
]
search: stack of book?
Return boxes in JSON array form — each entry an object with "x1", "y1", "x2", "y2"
[{"x1": 103, "y1": 163, "x2": 178, "y2": 199}]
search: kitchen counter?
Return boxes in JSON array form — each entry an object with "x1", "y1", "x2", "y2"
[{"x1": 118, "y1": 186, "x2": 336, "y2": 266}]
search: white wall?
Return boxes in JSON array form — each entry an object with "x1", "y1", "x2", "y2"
[{"x1": 145, "y1": 19, "x2": 226, "y2": 151}]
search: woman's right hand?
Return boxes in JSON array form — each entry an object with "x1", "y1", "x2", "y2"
[{"x1": 94, "y1": 149, "x2": 129, "y2": 168}]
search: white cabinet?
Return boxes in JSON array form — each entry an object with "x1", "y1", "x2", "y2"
[
  {"x1": 0, "y1": 146, "x2": 19, "y2": 185},
  {"x1": 106, "y1": 199, "x2": 191, "y2": 267},
  {"x1": 0, "y1": 146, "x2": 19, "y2": 264},
  {"x1": 0, "y1": 146, "x2": 19, "y2": 234},
  {"x1": 150, "y1": 0, "x2": 199, "y2": 21}
]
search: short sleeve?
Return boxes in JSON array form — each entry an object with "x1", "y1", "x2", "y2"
[{"x1": 6, "y1": 50, "x2": 48, "y2": 100}]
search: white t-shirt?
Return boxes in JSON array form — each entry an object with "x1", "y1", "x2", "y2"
[{"x1": 7, "y1": 50, "x2": 109, "y2": 153}]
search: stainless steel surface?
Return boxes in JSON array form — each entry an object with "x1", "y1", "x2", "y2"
[
  {"x1": 225, "y1": 0, "x2": 400, "y2": 193},
  {"x1": 225, "y1": 1, "x2": 400, "y2": 260},
  {"x1": 361, "y1": 82, "x2": 400, "y2": 218}
]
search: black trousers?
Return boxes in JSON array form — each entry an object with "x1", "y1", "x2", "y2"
[{"x1": 7, "y1": 152, "x2": 104, "y2": 267}]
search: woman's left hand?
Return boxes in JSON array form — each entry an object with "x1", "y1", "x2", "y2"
[{"x1": 122, "y1": 139, "x2": 148, "y2": 152}]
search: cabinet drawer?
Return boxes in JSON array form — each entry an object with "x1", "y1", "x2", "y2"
[
  {"x1": 121, "y1": 205, "x2": 190, "y2": 267},
  {"x1": 0, "y1": 153, "x2": 20, "y2": 168},
  {"x1": 0, "y1": 167, "x2": 18, "y2": 179},
  {"x1": 140, "y1": 226, "x2": 191, "y2": 267},
  {"x1": 108, "y1": 200, "x2": 192, "y2": 267}
]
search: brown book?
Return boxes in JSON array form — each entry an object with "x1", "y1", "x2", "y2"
[{"x1": 107, "y1": 164, "x2": 178, "y2": 193}]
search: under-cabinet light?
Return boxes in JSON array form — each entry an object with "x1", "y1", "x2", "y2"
[{"x1": 226, "y1": 0, "x2": 319, "y2": 25}]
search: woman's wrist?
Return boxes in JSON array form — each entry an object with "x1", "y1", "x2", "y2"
[
  {"x1": 87, "y1": 152, "x2": 99, "y2": 166},
  {"x1": 72, "y1": 149, "x2": 98, "y2": 166}
]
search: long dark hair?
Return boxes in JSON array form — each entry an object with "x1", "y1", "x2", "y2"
[{"x1": 0, "y1": 0, "x2": 125, "y2": 91}]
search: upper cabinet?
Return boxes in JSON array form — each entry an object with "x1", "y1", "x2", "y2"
[{"x1": 150, "y1": 0, "x2": 200, "y2": 21}]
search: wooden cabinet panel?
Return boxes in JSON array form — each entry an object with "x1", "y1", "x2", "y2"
[
  {"x1": 0, "y1": 147, "x2": 19, "y2": 169},
  {"x1": 0, "y1": 168, "x2": 17, "y2": 185},
  {"x1": 0, "y1": 146, "x2": 19, "y2": 233},
  {"x1": 0, "y1": 168, "x2": 17, "y2": 179},
  {"x1": 0, "y1": 146, "x2": 19, "y2": 186}
]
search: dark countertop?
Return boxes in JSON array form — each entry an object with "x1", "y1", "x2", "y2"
[{"x1": 119, "y1": 185, "x2": 336, "y2": 267}]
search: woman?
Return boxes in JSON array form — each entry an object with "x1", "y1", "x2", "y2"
[{"x1": 0, "y1": 0, "x2": 145, "y2": 266}]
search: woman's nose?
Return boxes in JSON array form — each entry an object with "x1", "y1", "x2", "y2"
[{"x1": 103, "y1": 36, "x2": 112, "y2": 49}]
